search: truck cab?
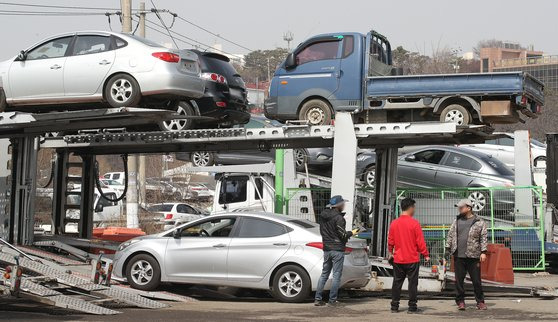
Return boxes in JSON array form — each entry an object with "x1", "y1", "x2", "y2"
[{"x1": 212, "y1": 173, "x2": 275, "y2": 214}]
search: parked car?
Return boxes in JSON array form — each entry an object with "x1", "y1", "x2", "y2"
[
  {"x1": 461, "y1": 132, "x2": 547, "y2": 169},
  {"x1": 177, "y1": 116, "x2": 333, "y2": 171},
  {"x1": 146, "y1": 202, "x2": 208, "y2": 228},
  {"x1": 160, "y1": 50, "x2": 249, "y2": 131},
  {"x1": 100, "y1": 178, "x2": 125, "y2": 194},
  {"x1": 103, "y1": 172, "x2": 125, "y2": 185},
  {"x1": 0, "y1": 31, "x2": 204, "y2": 120},
  {"x1": 146, "y1": 178, "x2": 179, "y2": 199},
  {"x1": 112, "y1": 213, "x2": 370, "y2": 302},
  {"x1": 398, "y1": 146, "x2": 515, "y2": 212}
]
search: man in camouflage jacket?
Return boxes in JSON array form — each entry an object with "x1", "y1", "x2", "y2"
[{"x1": 445, "y1": 199, "x2": 488, "y2": 311}]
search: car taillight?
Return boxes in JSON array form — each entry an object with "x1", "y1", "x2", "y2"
[
  {"x1": 215, "y1": 101, "x2": 227, "y2": 107},
  {"x1": 344, "y1": 247, "x2": 353, "y2": 254},
  {"x1": 306, "y1": 242, "x2": 324, "y2": 250},
  {"x1": 165, "y1": 213, "x2": 173, "y2": 219},
  {"x1": 202, "y1": 72, "x2": 227, "y2": 84},
  {"x1": 152, "y1": 52, "x2": 180, "y2": 63}
]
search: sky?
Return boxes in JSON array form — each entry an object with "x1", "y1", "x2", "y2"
[{"x1": 0, "y1": 0, "x2": 557, "y2": 60}]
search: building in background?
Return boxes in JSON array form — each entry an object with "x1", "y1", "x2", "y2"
[{"x1": 480, "y1": 43, "x2": 557, "y2": 92}]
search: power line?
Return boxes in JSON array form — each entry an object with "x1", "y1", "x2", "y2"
[
  {"x1": 0, "y1": 2, "x2": 122, "y2": 11},
  {"x1": 0, "y1": 9, "x2": 110, "y2": 15},
  {"x1": 174, "y1": 15, "x2": 252, "y2": 52}
]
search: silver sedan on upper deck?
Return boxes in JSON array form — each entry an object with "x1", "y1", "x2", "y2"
[{"x1": 0, "y1": 31, "x2": 204, "y2": 111}]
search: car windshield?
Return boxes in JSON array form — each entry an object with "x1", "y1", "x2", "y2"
[
  {"x1": 125, "y1": 34, "x2": 164, "y2": 47},
  {"x1": 148, "y1": 204, "x2": 174, "y2": 212},
  {"x1": 200, "y1": 54, "x2": 239, "y2": 79},
  {"x1": 481, "y1": 156, "x2": 514, "y2": 176}
]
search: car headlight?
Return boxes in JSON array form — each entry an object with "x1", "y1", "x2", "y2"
[
  {"x1": 357, "y1": 154, "x2": 371, "y2": 162},
  {"x1": 118, "y1": 239, "x2": 142, "y2": 251}
]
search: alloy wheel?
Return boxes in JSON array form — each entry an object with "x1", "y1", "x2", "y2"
[
  {"x1": 110, "y1": 78, "x2": 133, "y2": 103},
  {"x1": 130, "y1": 260, "x2": 153, "y2": 286},
  {"x1": 293, "y1": 149, "x2": 306, "y2": 169},
  {"x1": 444, "y1": 109, "x2": 465, "y2": 125},
  {"x1": 192, "y1": 152, "x2": 211, "y2": 167},
  {"x1": 278, "y1": 271, "x2": 303, "y2": 298},
  {"x1": 162, "y1": 104, "x2": 188, "y2": 131},
  {"x1": 365, "y1": 169, "x2": 375, "y2": 188},
  {"x1": 468, "y1": 191, "x2": 487, "y2": 212}
]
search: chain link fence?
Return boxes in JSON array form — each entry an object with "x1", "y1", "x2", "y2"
[{"x1": 397, "y1": 186, "x2": 545, "y2": 271}]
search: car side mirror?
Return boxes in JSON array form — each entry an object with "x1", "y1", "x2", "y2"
[
  {"x1": 16, "y1": 50, "x2": 27, "y2": 61},
  {"x1": 94, "y1": 203, "x2": 104, "y2": 213},
  {"x1": 285, "y1": 53, "x2": 297, "y2": 69},
  {"x1": 404, "y1": 155, "x2": 416, "y2": 162},
  {"x1": 172, "y1": 229, "x2": 181, "y2": 239}
]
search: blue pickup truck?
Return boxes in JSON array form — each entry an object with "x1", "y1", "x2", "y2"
[{"x1": 265, "y1": 30, "x2": 544, "y2": 126}]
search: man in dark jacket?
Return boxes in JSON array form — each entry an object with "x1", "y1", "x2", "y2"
[{"x1": 314, "y1": 195, "x2": 359, "y2": 307}]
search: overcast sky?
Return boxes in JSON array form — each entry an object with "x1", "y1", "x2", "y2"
[{"x1": 0, "y1": 0, "x2": 557, "y2": 60}]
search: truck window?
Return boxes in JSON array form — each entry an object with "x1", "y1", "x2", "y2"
[
  {"x1": 296, "y1": 40, "x2": 340, "y2": 65},
  {"x1": 218, "y1": 176, "x2": 248, "y2": 204},
  {"x1": 342, "y1": 36, "x2": 354, "y2": 58}
]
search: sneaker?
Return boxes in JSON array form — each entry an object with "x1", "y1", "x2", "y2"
[
  {"x1": 326, "y1": 301, "x2": 342, "y2": 308},
  {"x1": 477, "y1": 302, "x2": 488, "y2": 310},
  {"x1": 314, "y1": 300, "x2": 325, "y2": 307},
  {"x1": 457, "y1": 302, "x2": 466, "y2": 310}
]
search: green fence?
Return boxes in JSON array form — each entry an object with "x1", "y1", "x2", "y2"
[
  {"x1": 285, "y1": 186, "x2": 545, "y2": 271},
  {"x1": 397, "y1": 186, "x2": 546, "y2": 271}
]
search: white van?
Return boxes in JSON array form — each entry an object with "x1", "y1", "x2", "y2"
[
  {"x1": 102, "y1": 172, "x2": 126, "y2": 185},
  {"x1": 212, "y1": 173, "x2": 274, "y2": 214},
  {"x1": 66, "y1": 188, "x2": 123, "y2": 223}
]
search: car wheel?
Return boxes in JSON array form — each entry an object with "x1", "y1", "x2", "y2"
[
  {"x1": 271, "y1": 265, "x2": 311, "y2": 303},
  {"x1": 159, "y1": 101, "x2": 195, "y2": 132},
  {"x1": 104, "y1": 74, "x2": 141, "y2": 107},
  {"x1": 293, "y1": 149, "x2": 308, "y2": 172},
  {"x1": 439, "y1": 104, "x2": 471, "y2": 125},
  {"x1": 0, "y1": 88, "x2": 7, "y2": 112},
  {"x1": 534, "y1": 156, "x2": 546, "y2": 167},
  {"x1": 363, "y1": 165, "x2": 376, "y2": 188},
  {"x1": 191, "y1": 151, "x2": 214, "y2": 167},
  {"x1": 299, "y1": 99, "x2": 332, "y2": 125},
  {"x1": 126, "y1": 254, "x2": 161, "y2": 291},
  {"x1": 468, "y1": 190, "x2": 488, "y2": 212}
]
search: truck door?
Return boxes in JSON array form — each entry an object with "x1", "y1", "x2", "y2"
[
  {"x1": 335, "y1": 35, "x2": 364, "y2": 110},
  {"x1": 277, "y1": 37, "x2": 342, "y2": 113}
]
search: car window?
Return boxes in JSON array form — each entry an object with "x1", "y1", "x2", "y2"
[
  {"x1": 288, "y1": 219, "x2": 318, "y2": 229},
  {"x1": 103, "y1": 174, "x2": 110, "y2": 179},
  {"x1": 531, "y1": 138, "x2": 546, "y2": 148},
  {"x1": 181, "y1": 217, "x2": 236, "y2": 237},
  {"x1": 199, "y1": 54, "x2": 238, "y2": 79},
  {"x1": 254, "y1": 178, "x2": 264, "y2": 200},
  {"x1": 177, "y1": 204, "x2": 196, "y2": 214},
  {"x1": 218, "y1": 176, "x2": 247, "y2": 204},
  {"x1": 113, "y1": 173, "x2": 120, "y2": 180},
  {"x1": 481, "y1": 156, "x2": 515, "y2": 176},
  {"x1": 442, "y1": 152, "x2": 482, "y2": 171},
  {"x1": 148, "y1": 204, "x2": 174, "y2": 212},
  {"x1": 296, "y1": 40, "x2": 340, "y2": 65},
  {"x1": 413, "y1": 150, "x2": 446, "y2": 164},
  {"x1": 236, "y1": 218, "x2": 287, "y2": 238},
  {"x1": 72, "y1": 35, "x2": 111, "y2": 56},
  {"x1": 114, "y1": 36, "x2": 127, "y2": 48},
  {"x1": 484, "y1": 139, "x2": 498, "y2": 145},
  {"x1": 26, "y1": 36, "x2": 73, "y2": 60},
  {"x1": 498, "y1": 137, "x2": 514, "y2": 147}
]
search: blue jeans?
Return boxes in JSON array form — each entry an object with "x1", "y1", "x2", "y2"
[{"x1": 315, "y1": 250, "x2": 345, "y2": 302}]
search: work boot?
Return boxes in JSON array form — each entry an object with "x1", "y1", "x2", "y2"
[
  {"x1": 314, "y1": 300, "x2": 325, "y2": 307},
  {"x1": 407, "y1": 307, "x2": 421, "y2": 314},
  {"x1": 477, "y1": 302, "x2": 487, "y2": 310},
  {"x1": 390, "y1": 306, "x2": 399, "y2": 313},
  {"x1": 326, "y1": 301, "x2": 342, "y2": 308},
  {"x1": 457, "y1": 302, "x2": 466, "y2": 310}
]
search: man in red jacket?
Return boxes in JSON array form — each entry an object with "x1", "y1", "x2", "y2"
[{"x1": 388, "y1": 198, "x2": 430, "y2": 313}]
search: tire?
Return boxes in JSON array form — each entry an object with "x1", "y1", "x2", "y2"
[
  {"x1": 534, "y1": 156, "x2": 546, "y2": 167},
  {"x1": 299, "y1": 99, "x2": 332, "y2": 125},
  {"x1": 362, "y1": 165, "x2": 376, "y2": 188},
  {"x1": 126, "y1": 254, "x2": 161, "y2": 291},
  {"x1": 293, "y1": 149, "x2": 308, "y2": 172},
  {"x1": 0, "y1": 88, "x2": 7, "y2": 112},
  {"x1": 439, "y1": 104, "x2": 471, "y2": 125},
  {"x1": 190, "y1": 151, "x2": 214, "y2": 167},
  {"x1": 159, "y1": 101, "x2": 196, "y2": 132},
  {"x1": 104, "y1": 74, "x2": 141, "y2": 107},
  {"x1": 270, "y1": 265, "x2": 311, "y2": 303}
]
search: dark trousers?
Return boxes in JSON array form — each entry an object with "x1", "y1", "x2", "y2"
[
  {"x1": 391, "y1": 262, "x2": 420, "y2": 310},
  {"x1": 454, "y1": 257, "x2": 485, "y2": 303}
]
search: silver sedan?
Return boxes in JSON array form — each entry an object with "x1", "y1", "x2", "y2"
[
  {"x1": 0, "y1": 31, "x2": 204, "y2": 110},
  {"x1": 112, "y1": 212, "x2": 371, "y2": 302}
]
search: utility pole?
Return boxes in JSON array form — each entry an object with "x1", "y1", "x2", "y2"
[
  {"x1": 138, "y1": 2, "x2": 146, "y2": 209},
  {"x1": 122, "y1": 0, "x2": 139, "y2": 228}
]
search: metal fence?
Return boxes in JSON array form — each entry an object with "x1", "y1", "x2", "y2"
[
  {"x1": 397, "y1": 186, "x2": 546, "y2": 271},
  {"x1": 285, "y1": 186, "x2": 545, "y2": 271}
]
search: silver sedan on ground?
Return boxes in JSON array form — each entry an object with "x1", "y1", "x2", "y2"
[
  {"x1": 112, "y1": 212, "x2": 371, "y2": 302},
  {"x1": 0, "y1": 31, "x2": 204, "y2": 111}
]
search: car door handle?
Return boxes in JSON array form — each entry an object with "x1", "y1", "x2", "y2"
[
  {"x1": 212, "y1": 243, "x2": 227, "y2": 248},
  {"x1": 273, "y1": 243, "x2": 288, "y2": 246},
  {"x1": 99, "y1": 60, "x2": 111, "y2": 65},
  {"x1": 50, "y1": 64, "x2": 62, "y2": 70}
]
